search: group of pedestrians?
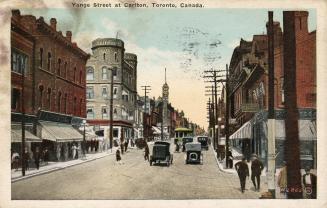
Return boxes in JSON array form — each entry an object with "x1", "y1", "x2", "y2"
[
  {"x1": 11, "y1": 147, "x2": 50, "y2": 171},
  {"x1": 234, "y1": 154, "x2": 264, "y2": 193}
]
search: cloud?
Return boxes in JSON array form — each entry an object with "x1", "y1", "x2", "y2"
[{"x1": 227, "y1": 38, "x2": 240, "y2": 49}]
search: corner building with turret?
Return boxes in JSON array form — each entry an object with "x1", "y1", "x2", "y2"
[{"x1": 86, "y1": 38, "x2": 137, "y2": 146}]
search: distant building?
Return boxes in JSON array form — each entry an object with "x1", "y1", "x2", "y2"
[{"x1": 86, "y1": 38, "x2": 137, "y2": 146}]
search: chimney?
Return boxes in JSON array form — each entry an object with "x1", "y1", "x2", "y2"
[
  {"x1": 66, "y1": 31, "x2": 72, "y2": 42},
  {"x1": 12, "y1": 10, "x2": 21, "y2": 17},
  {"x1": 50, "y1": 18, "x2": 57, "y2": 30},
  {"x1": 72, "y1": 42, "x2": 77, "y2": 47}
]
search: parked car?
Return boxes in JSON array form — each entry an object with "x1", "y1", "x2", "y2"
[
  {"x1": 182, "y1": 137, "x2": 194, "y2": 152},
  {"x1": 196, "y1": 136, "x2": 209, "y2": 150},
  {"x1": 150, "y1": 141, "x2": 173, "y2": 166},
  {"x1": 185, "y1": 142, "x2": 203, "y2": 164}
]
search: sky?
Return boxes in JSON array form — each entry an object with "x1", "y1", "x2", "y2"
[{"x1": 21, "y1": 8, "x2": 316, "y2": 129}]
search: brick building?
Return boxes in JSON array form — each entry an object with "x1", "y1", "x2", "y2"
[
  {"x1": 228, "y1": 11, "x2": 316, "y2": 168},
  {"x1": 11, "y1": 10, "x2": 89, "y2": 161}
]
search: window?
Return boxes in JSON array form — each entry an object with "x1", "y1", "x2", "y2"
[
  {"x1": 113, "y1": 128, "x2": 119, "y2": 137},
  {"x1": 39, "y1": 48, "x2": 43, "y2": 67},
  {"x1": 64, "y1": 93, "x2": 67, "y2": 113},
  {"x1": 79, "y1": 70, "x2": 82, "y2": 84},
  {"x1": 102, "y1": 67, "x2": 108, "y2": 80},
  {"x1": 113, "y1": 108, "x2": 118, "y2": 119},
  {"x1": 47, "y1": 88, "x2": 51, "y2": 110},
  {"x1": 11, "y1": 50, "x2": 28, "y2": 75},
  {"x1": 102, "y1": 107, "x2": 108, "y2": 119},
  {"x1": 57, "y1": 92, "x2": 62, "y2": 112},
  {"x1": 39, "y1": 85, "x2": 44, "y2": 108},
  {"x1": 57, "y1": 58, "x2": 61, "y2": 76},
  {"x1": 11, "y1": 88, "x2": 20, "y2": 110},
  {"x1": 113, "y1": 87, "x2": 117, "y2": 98},
  {"x1": 73, "y1": 97, "x2": 77, "y2": 115},
  {"x1": 102, "y1": 87, "x2": 108, "y2": 98},
  {"x1": 86, "y1": 67, "x2": 94, "y2": 80},
  {"x1": 113, "y1": 67, "x2": 117, "y2": 80},
  {"x1": 73, "y1": 67, "x2": 77, "y2": 82},
  {"x1": 47, "y1": 52, "x2": 51, "y2": 71},
  {"x1": 103, "y1": 53, "x2": 106, "y2": 60},
  {"x1": 87, "y1": 107, "x2": 95, "y2": 119},
  {"x1": 80, "y1": 98, "x2": 83, "y2": 115},
  {"x1": 64, "y1": 62, "x2": 67, "y2": 78},
  {"x1": 86, "y1": 87, "x2": 94, "y2": 99},
  {"x1": 114, "y1": 52, "x2": 118, "y2": 62},
  {"x1": 281, "y1": 77, "x2": 285, "y2": 104}
]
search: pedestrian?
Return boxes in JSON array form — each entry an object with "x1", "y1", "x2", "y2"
[
  {"x1": 11, "y1": 150, "x2": 20, "y2": 171},
  {"x1": 124, "y1": 140, "x2": 128, "y2": 152},
  {"x1": 144, "y1": 144, "x2": 149, "y2": 161},
  {"x1": 302, "y1": 167, "x2": 317, "y2": 199},
  {"x1": 34, "y1": 147, "x2": 41, "y2": 170},
  {"x1": 72, "y1": 144, "x2": 77, "y2": 159},
  {"x1": 116, "y1": 149, "x2": 121, "y2": 164},
  {"x1": 227, "y1": 150, "x2": 234, "y2": 168},
  {"x1": 251, "y1": 154, "x2": 264, "y2": 191},
  {"x1": 22, "y1": 147, "x2": 30, "y2": 171},
  {"x1": 43, "y1": 148, "x2": 49, "y2": 165},
  {"x1": 277, "y1": 161, "x2": 288, "y2": 198},
  {"x1": 235, "y1": 157, "x2": 249, "y2": 193},
  {"x1": 244, "y1": 143, "x2": 250, "y2": 162}
]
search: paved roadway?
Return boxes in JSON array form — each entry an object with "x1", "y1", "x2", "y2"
[{"x1": 12, "y1": 142, "x2": 265, "y2": 199}]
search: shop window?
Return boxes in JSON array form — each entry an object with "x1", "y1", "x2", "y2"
[{"x1": 11, "y1": 88, "x2": 20, "y2": 110}]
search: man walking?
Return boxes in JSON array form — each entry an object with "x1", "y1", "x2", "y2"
[
  {"x1": 251, "y1": 154, "x2": 264, "y2": 191},
  {"x1": 302, "y1": 167, "x2": 317, "y2": 199},
  {"x1": 144, "y1": 144, "x2": 149, "y2": 161},
  {"x1": 235, "y1": 157, "x2": 249, "y2": 193},
  {"x1": 34, "y1": 147, "x2": 41, "y2": 170}
]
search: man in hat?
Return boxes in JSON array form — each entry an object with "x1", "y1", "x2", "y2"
[
  {"x1": 302, "y1": 167, "x2": 317, "y2": 199},
  {"x1": 251, "y1": 154, "x2": 264, "y2": 191},
  {"x1": 235, "y1": 157, "x2": 249, "y2": 193}
]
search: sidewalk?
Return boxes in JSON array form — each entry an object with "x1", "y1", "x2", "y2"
[{"x1": 11, "y1": 148, "x2": 118, "y2": 183}]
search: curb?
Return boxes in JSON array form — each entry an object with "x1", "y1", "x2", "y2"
[
  {"x1": 211, "y1": 145, "x2": 235, "y2": 175},
  {"x1": 11, "y1": 153, "x2": 113, "y2": 183}
]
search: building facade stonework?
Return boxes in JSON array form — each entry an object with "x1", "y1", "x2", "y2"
[{"x1": 86, "y1": 38, "x2": 137, "y2": 145}]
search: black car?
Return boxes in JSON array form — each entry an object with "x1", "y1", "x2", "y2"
[
  {"x1": 150, "y1": 141, "x2": 173, "y2": 166},
  {"x1": 196, "y1": 136, "x2": 209, "y2": 150}
]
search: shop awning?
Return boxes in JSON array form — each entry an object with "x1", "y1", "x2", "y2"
[
  {"x1": 78, "y1": 126, "x2": 98, "y2": 141},
  {"x1": 229, "y1": 120, "x2": 252, "y2": 140},
  {"x1": 275, "y1": 120, "x2": 316, "y2": 140},
  {"x1": 39, "y1": 121, "x2": 83, "y2": 142},
  {"x1": 11, "y1": 129, "x2": 42, "y2": 143}
]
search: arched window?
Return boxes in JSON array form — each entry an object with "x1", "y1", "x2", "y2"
[
  {"x1": 73, "y1": 67, "x2": 77, "y2": 82},
  {"x1": 57, "y1": 91, "x2": 62, "y2": 112},
  {"x1": 47, "y1": 88, "x2": 51, "y2": 110},
  {"x1": 64, "y1": 62, "x2": 67, "y2": 78},
  {"x1": 113, "y1": 67, "x2": 117, "y2": 80},
  {"x1": 57, "y1": 58, "x2": 61, "y2": 76},
  {"x1": 39, "y1": 85, "x2": 44, "y2": 108},
  {"x1": 39, "y1": 48, "x2": 43, "y2": 67},
  {"x1": 64, "y1": 93, "x2": 67, "y2": 113},
  {"x1": 47, "y1": 52, "x2": 51, "y2": 71},
  {"x1": 79, "y1": 70, "x2": 82, "y2": 84},
  {"x1": 86, "y1": 67, "x2": 94, "y2": 80},
  {"x1": 102, "y1": 67, "x2": 108, "y2": 80},
  {"x1": 114, "y1": 52, "x2": 118, "y2": 62},
  {"x1": 103, "y1": 53, "x2": 106, "y2": 60},
  {"x1": 73, "y1": 97, "x2": 77, "y2": 115},
  {"x1": 80, "y1": 98, "x2": 83, "y2": 116}
]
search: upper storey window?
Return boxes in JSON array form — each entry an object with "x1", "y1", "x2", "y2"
[{"x1": 86, "y1": 67, "x2": 94, "y2": 80}]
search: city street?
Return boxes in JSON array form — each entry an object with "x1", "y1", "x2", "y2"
[{"x1": 12, "y1": 143, "x2": 265, "y2": 200}]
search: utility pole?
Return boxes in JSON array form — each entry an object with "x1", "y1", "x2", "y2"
[
  {"x1": 225, "y1": 64, "x2": 230, "y2": 169},
  {"x1": 21, "y1": 59, "x2": 26, "y2": 176},
  {"x1": 204, "y1": 70, "x2": 224, "y2": 151},
  {"x1": 141, "y1": 85, "x2": 151, "y2": 141},
  {"x1": 283, "y1": 11, "x2": 302, "y2": 199},
  {"x1": 267, "y1": 11, "x2": 276, "y2": 198}
]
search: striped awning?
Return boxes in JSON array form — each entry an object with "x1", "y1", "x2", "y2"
[
  {"x1": 11, "y1": 129, "x2": 42, "y2": 143},
  {"x1": 229, "y1": 120, "x2": 252, "y2": 140},
  {"x1": 39, "y1": 121, "x2": 83, "y2": 142}
]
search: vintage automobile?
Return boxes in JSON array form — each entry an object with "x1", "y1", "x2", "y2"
[
  {"x1": 182, "y1": 137, "x2": 194, "y2": 152},
  {"x1": 185, "y1": 142, "x2": 203, "y2": 164},
  {"x1": 196, "y1": 136, "x2": 209, "y2": 150},
  {"x1": 150, "y1": 141, "x2": 173, "y2": 166}
]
